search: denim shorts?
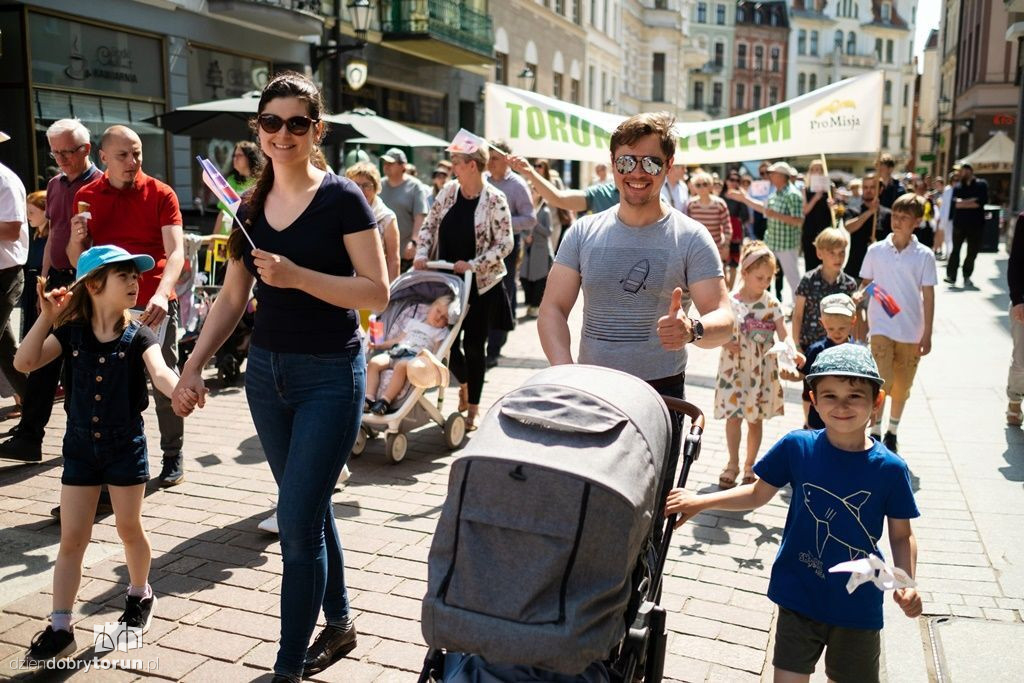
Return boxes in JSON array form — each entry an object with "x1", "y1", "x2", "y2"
[{"x1": 61, "y1": 426, "x2": 149, "y2": 487}]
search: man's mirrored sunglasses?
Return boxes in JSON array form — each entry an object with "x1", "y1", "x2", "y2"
[{"x1": 614, "y1": 155, "x2": 665, "y2": 176}]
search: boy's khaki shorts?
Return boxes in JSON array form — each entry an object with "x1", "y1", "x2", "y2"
[
  {"x1": 870, "y1": 335, "x2": 921, "y2": 402},
  {"x1": 773, "y1": 607, "x2": 880, "y2": 683}
]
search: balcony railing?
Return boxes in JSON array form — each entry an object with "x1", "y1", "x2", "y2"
[
  {"x1": 380, "y1": 0, "x2": 493, "y2": 61},
  {"x1": 207, "y1": 0, "x2": 325, "y2": 36},
  {"x1": 691, "y1": 61, "x2": 724, "y2": 75}
]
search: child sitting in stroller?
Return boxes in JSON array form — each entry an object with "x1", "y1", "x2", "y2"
[{"x1": 366, "y1": 295, "x2": 452, "y2": 415}]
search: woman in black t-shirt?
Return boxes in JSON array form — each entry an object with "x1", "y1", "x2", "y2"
[
  {"x1": 413, "y1": 145, "x2": 513, "y2": 430},
  {"x1": 173, "y1": 73, "x2": 388, "y2": 683},
  {"x1": 801, "y1": 160, "x2": 834, "y2": 271}
]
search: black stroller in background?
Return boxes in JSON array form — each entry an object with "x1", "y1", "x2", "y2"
[{"x1": 417, "y1": 365, "x2": 705, "y2": 683}]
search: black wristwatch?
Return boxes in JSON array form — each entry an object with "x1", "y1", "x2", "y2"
[{"x1": 688, "y1": 317, "x2": 704, "y2": 343}]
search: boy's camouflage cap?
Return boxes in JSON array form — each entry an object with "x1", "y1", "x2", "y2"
[{"x1": 806, "y1": 343, "x2": 884, "y2": 387}]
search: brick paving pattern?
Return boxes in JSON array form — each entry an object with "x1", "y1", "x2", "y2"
[{"x1": 0, "y1": 251, "x2": 1022, "y2": 681}]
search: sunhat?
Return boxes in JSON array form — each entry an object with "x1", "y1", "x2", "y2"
[
  {"x1": 407, "y1": 349, "x2": 449, "y2": 389},
  {"x1": 805, "y1": 343, "x2": 884, "y2": 387},
  {"x1": 766, "y1": 161, "x2": 797, "y2": 177},
  {"x1": 820, "y1": 293, "x2": 856, "y2": 317},
  {"x1": 73, "y1": 245, "x2": 155, "y2": 288}
]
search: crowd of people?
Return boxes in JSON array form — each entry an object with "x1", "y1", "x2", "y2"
[{"x1": 0, "y1": 68, "x2": 1000, "y2": 682}]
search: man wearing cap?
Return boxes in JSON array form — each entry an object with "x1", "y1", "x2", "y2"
[
  {"x1": 484, "y1": 139, "x2": 536, "y2": 367},
  {"x1": 945, "y1": 161, "x2": 988, "y2": 288},
  {"x1": 728, "y1": 161, "x2": 804, "y2": 301},
  {"x1": 66, "y1": 125, "x2": 186, "y2": 486},
  {"x1": 0, "y1": 119, "x2": 102, "y2": 463},
  {"x1": 0, "y1": 132, "x2": 29, "y2": 421},
  {"x1": 379, "y1": 147, "x2": 428, "y2": 271}
]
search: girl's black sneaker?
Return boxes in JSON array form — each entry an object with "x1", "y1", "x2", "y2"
[
  {"x1": 119, "y1": 594, "x2": 157, "y2": 633},
  {"x1": 25, "y1": 626, "x2": 76, "y2": 664}
]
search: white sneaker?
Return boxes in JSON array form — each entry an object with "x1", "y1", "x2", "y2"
[
  {"x1": 257, "y1": 512, "x2": 278, "y2": 534},
  {"x1": 338, "y1": 464, "x2": 351, "y2": 484}
]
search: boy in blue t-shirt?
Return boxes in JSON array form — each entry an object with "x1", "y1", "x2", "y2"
[{"x1": 666, "y1": 344, "x2": 921, "y2": 683}]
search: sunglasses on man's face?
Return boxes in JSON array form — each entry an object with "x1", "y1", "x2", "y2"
[
  {"x1": 257, "y1": 114, "x2": 318, "y2": 136},
  {"x1": 614, "y1": 155, "x2": 665, "y2": 176}
]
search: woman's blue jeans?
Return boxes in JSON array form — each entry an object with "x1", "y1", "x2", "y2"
[{"x1": 245, "y1": 344, "x2": 365, "y2": 677}]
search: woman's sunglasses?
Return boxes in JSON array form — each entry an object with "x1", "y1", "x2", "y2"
[
  {"x1": 614, "y1": 155, "x2": 665, "y2": 176},
  {"x1": 257, "y1": 114, "x2": 319, "y2": 136}
]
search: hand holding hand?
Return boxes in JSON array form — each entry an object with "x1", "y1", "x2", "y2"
[
  {"x1": 253, "y1": 249, "x2": 302, "y2": 289},
  {"x1": 173, "y1": 370, "x2": 207, "y2": 417},
  {"x1": 893, "y1": 587, "x2": 922, "y2": 618},
  {"x1": 140, "y1": 293, "x2": 169, "y2": 328},
  {"x1": 656, "y1": 287, "x2": 691, "y2": 351}
]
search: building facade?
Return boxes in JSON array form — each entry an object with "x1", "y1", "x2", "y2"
[
  {"x1": 949, "y1": 0, "x2": 1020, "y2": 205},
  {"x1": 0, "y1": 0, "x2": 491, "y2": 205},
  {"x1": 688, "y1": 0, "x2": 737, "y2": 119},
  {"x1": 919, "y1": 29, "x2": 940, "y2": 177},
  {"x1": 732, "y1": 1, "x2": 789, "y2": 117},
  {"x1": 936, "y1": 0, "x2": 962, "y2": 177}
]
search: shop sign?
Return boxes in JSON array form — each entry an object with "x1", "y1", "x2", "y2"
[
  {"x1": 29, "y1": 13, "x2": 163, "y2": 99},
  {"x1": 188, "y1": 46, "x2": 270, "y2": 100}
]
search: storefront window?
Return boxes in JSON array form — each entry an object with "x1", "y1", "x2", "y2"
[
  {"x1": 188, "y1": 45, "x2": 270, "y2": 101},
  {"x1": 27, "y1": 13, "x2": 167, "y2": 188},
  {"x1": 32, "y1": 89, "x2": 168, "y2": 189},
  {"x1": 29, "y1": 14, "x2": 164, "y2": 100}
]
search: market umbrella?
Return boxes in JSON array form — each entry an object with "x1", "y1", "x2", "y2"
[
  {"x1": 956, "y1": 131, "x2": 1014, "y2": 174},
  {"x1": 328, "y1": 109, "x2": 450, "y2": 148},
  {"x1": 145, "y1": 92, "x2": 360, "y2": 142}
]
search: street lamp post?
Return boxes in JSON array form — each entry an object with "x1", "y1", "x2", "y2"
[
  {"x1": 311, "y1": 0, "x2": 374, "y2": 166},
  {"x1": 517, "y1": 68, "x2": 536, "y2": 92}
]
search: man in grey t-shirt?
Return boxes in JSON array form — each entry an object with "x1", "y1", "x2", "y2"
[
  {"x1": 379, "y1": 147, "x2": 428, "y2": 269},
  {"x1": 539, "y1": 112, "x2": 733, "y2": 392}
]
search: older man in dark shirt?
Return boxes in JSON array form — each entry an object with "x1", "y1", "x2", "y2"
[{"x1": 0, "y1": 119, "x2": 98, "y2": 464}]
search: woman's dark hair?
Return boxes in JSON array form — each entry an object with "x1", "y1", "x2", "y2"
[
  {"x1": 228, "y1": 141, "x2": 263, "y2": 183},
  {"x1": 54, "y1": 262, "x2": 139, "y2": 330},
  {"x1": 229, "y1": 71, "x2": 328, "y2": 259}
]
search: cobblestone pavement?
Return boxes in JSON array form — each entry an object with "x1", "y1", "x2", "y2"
[{"x1": 0, "y1": 251, "x2": 1022, "y2": 681}]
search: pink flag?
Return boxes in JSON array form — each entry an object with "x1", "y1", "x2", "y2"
[
  {"x1": 196, "y1": 156, "x2": 254, "y2": 249},
  {"x1": 447, "y1": 128, "x2": 487, "y2": 155}
]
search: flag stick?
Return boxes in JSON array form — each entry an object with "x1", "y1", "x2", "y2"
[{"x1": 819, "y1": 153, "x2": 836, "y2": 229}]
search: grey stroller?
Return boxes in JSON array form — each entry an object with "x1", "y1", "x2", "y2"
[
  {"x1": 353, "y1": 268, "x2": 472, "y2": 463},
  {"x1": 417, "y1": 364, "x2": 705, "y2": 682}
]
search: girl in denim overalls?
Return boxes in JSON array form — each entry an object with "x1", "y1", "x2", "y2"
[{"x1": 15, "y1": 245, "x2": 187, "y2": 664}]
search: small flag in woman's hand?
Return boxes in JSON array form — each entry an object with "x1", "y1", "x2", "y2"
[{"x1": 196, "y1": 156, "x2": 255, "y2": 250}]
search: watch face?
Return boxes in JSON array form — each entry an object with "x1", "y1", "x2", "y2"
[{"x1": 692, "y1": 319, "x2": 704, "y2": 340}]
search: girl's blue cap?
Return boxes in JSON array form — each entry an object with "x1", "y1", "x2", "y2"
[{"x1": 73, "y1": 245, "x2": 155, "y2": 288}]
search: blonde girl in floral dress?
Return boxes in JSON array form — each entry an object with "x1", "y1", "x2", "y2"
[{"x1": 714, "y1": 241, "x2": 793, "y2": 488}]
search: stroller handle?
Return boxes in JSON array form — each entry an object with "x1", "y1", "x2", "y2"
[{"x1": 426, "y1": 260, "x2": 456, "y2": 271}]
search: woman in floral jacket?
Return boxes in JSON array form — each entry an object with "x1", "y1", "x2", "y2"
[{"x1": 414, "y1": 145, "x2": 513, "y2": 429}]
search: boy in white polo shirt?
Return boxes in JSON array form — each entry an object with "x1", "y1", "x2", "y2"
[{"x1": 856, "y1": 193, "x2": 936, "y2": 453}]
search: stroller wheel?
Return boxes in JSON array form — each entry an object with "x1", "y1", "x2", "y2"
[
  {"x1": 385, "y1": 433, "x2": 408, "y2": 463},
  {"x1": 351, "y1": 425, "x2": 369, "y2": 456},
  {"x1": 443, "y1": 412, "x2": 467, "y2": 450}
]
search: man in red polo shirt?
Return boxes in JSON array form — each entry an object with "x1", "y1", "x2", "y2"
[{"x1": 69, "y1": 125, "x2": 187, "y2": 486}]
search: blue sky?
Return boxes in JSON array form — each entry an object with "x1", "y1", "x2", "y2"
[{"x1": 914, "y1": 0, "x2": 941, "y2": 68}]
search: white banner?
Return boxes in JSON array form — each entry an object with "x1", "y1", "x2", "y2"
[{"x1": 484, "y1": 71, "x2": 883, "y2": 164}]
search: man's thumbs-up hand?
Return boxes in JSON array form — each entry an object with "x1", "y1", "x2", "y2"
[{"x1": 657, "y1": 287, "x2": 693, "y2": 351}]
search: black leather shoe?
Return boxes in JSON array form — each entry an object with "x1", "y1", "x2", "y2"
[
  {"x1": 158, "y1": 456, "x2": 184, "y2": 486},
  {"x1": 270, "y1": 675, "x2": 299, "y2": 683},
  {"x1": 303, "y1": 620, "x2": 357, "y2": 676},
  {"x1": 0, "y1": 435, "x2": 42, "y2": 462}
]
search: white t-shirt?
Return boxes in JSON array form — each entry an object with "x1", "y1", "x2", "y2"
[
  {"x1": 400, "y1": 318, "x2": 447, "y2": 353},
  {"x1": 860, "y1": 235, "x2": 937, "y2": 344},
  {"x1": 0, "y1": 162, "x2": 28, "y2": 270}
]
